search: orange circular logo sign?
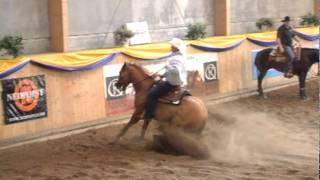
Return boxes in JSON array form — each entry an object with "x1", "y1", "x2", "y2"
[{"x1": 14, "y1": 79, "x2": 39, "y2": 112}]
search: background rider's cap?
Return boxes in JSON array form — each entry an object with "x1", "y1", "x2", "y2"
[
  {"x1": 281, "y1": 16, "x2": 291, "y2": 22},
  {"x1": 169, "y1": 38, "x2": 185, "y2": 51}
]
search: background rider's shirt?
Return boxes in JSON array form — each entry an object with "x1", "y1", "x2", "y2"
[{"x1": 277, "y1": 24, "x2": 295, "y2": 47}]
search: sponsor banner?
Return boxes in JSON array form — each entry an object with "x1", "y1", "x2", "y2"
[
  {"x1": 251, "y1": 49, "x2": 283, "y2": 80},
  {"x1": 1, "y1": 75, "x2": 47, "y2": 124}
]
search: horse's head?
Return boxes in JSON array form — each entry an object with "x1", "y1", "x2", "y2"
[{"x1": 116, "y1": 62, "x2": 132, "y2": 91}]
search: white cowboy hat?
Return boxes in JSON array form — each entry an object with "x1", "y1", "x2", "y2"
[
  {"x1": 169, "y1": 38, "x2": 185, "y2": 50},
  {"x1": 169, "y1": 38, "x2": 186, "y2": 54}
]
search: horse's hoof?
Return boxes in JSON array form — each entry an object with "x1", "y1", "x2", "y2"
[
  {"x1": 133, "y1": 136, "x2": 145, "y2": 141},
  {"x1": 258, "y1": 94, "x2": 267, "y2": 99},
  {"x1": 301, "y1": 96, "x2": 311, "y2": 101},
  {"x1": 109, "y1": 139, "x2": 119, "y2": 145},
  {"x1": 108, "y1": 142, "x2": 116, "y2": 146}
]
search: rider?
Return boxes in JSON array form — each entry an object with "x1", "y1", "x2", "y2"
[
  {"x1": 144, "y1": 38, "x2": 187, "y2": 121},
  {"x1": 276, "y1": 16, "x2": 300, "y2": 78}
]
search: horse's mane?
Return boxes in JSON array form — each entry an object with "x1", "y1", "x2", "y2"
[
  {"x1": 262, "y1": 47, "x2": 319, "y2": 60},
  {"x1": 301, "y1": 47, "x2": 318, "y2": 51},
  {"x1": 301, "y1": 48, "x2": 319, "y2": 54},
  {"x1": 128, "y1": 63, "x2": 152, "y2": 78}
]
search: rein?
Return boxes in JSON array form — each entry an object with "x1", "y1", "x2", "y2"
[{"x1": 131, "y1": 66, "x2": 165, "y2": 86}]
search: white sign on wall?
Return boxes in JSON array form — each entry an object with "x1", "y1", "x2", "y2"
[
  {"x1": 103, "y1": 64, "x2": 134, "y2": 99},
  {"x1": 186, "y1": 53, "x2": 218, "y2": 81},
  {"x1": 126, "y1": 21, "x2": 151, "y2": 45},
  {"x1": 103, "y1": 53, "x2": 219, "y2": 99}
]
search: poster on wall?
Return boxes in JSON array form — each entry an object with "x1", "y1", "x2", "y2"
[
  {"x1": 203, "y1": 61, "x2": 218, "y2": 82},
  {"x1": 1, "y1": 75, "x2": 47, "y2": 124},
  {"x1": 105, "y1": 76, "x2": 126, "y2": 100},
  {"x1": 103, "y1": 64, "x2": 136, "y2": 100},
  {"x1": 103, "y1": 64, "x2": 135, "y2": 115}
]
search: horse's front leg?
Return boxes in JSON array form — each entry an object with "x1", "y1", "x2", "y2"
[
  {"x1": 111, "y1": 110, "x2": 143, "y2": 144},
  {"x1": 298, "y1": 73, "x2": 308, "y2": 100},
  {"x1": 257, "y1": 70, "x2": 267, "y2": 98},
  {"x1": 140, "y1": 119, "x2": 151, "y2": 139}
]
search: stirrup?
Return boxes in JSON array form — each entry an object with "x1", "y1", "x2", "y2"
[
  {"x1": 143, "y1": 114, "x2": 154, "y2": 121},
  {"x1": 284, "y1": 72, "x2": 294, "y2": 78}
]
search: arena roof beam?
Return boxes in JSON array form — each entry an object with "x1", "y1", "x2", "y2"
[
  {"x1": 214, "y1": 0, "x2": 230, "y2": 36},
  {"x1": 315, "y1": 0, "x2": 320, "y2": 18},
  {"x1": 48, "y1": 0, "x2": 69, "y2": 52}
]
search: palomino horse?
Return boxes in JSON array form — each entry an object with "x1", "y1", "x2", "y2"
[
  {"x1": 255, "y1": 48, "x2": 319, "y2": 99},
  {"x1": 111, "y1": 62, "x2": 208, "y2": 145}
]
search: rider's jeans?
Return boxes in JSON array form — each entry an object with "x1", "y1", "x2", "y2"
[
  {"x1": 284, "y1": 45, "x2": 295, "y2": 72},
  {"x1": 144, "y1": 81, "x2": 174, "y2": 119}
]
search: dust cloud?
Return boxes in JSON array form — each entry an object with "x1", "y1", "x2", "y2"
[{"x1": 203, "y1": 106, "x2": 315, "y2": 164}]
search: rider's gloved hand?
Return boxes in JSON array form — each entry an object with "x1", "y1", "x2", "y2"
[{"x1": 279, "y1": 46, "x2": 285, "y2": 53}]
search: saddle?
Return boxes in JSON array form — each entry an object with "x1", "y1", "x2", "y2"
[
  {"x1": 269, "y1": 46, "x2": 301, "y2": 63},
  {"x1": 158, "y1": 86, "x2": 192, "y2": 105}
]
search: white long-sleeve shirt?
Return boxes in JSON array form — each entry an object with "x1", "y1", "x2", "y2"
[{"x1": 164, "y1": 52, "x2": 187, "y2": 86}]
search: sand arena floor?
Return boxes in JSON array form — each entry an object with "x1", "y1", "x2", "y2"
[{"x1": 0, "y1": 80, "x2": 318, "y2": 180}]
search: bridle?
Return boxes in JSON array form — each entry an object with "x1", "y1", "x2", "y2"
[{"x1": 123, "y1": 64, "x2": 165, "y2": 86}]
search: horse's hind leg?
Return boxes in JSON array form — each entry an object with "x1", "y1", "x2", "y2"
[
  {"x1": 257, "y1": 70, "x2": 267, "y2": 98},
  {"x1": 161, "y1": 125, "x2": 210, "y2": 159},
  {"x1": 152, "y1": 135, "x2": 179, "y2": 155},
  {"x1": 298, "y1": 73, "x2": 309, "y2": 100}
]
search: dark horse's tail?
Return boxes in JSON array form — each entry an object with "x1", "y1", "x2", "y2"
[{"x1": 254, "y1": 48, "x2": 273, "y2": 72}]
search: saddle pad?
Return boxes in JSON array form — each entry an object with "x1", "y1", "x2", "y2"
[
  {"x1": 158, "y1": 90, "x2": 192, "y2": 105},
  {"x1": 269, "y1": 47, "x2": 301, "y2": 62}
]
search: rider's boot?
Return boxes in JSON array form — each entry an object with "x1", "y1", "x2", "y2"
[{"x1": 284, "y1": 67, "x2": 294, "y2": 78}]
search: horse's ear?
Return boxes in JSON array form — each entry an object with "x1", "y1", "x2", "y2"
[
  {"x1": 120, "y1": 62, "x2": 127, "y2": 72},
  {"x1": 124, "y1": 62, "x2": 132, "y2": 67},
  {"x1": 123, "y1": 62, "x2": 128, "y2": 68}
]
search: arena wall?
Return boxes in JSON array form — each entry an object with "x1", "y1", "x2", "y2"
[{"x1": 0, "y1": 37, "x2": 317, "y2": 144}]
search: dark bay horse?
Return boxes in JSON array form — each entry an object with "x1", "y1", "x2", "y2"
[
  {"x1": 111, "y1": 62, "x2": 208, "y2": 144},
  {"x1": 255, "y1": 48, "x2": 319, "y2": 99}
]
